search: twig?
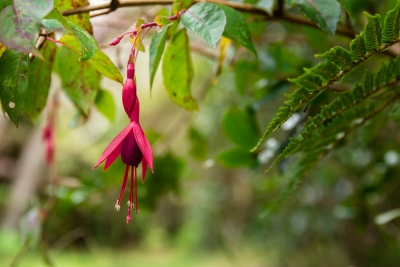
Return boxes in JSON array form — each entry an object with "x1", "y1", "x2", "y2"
[{"x1": 61, "y1": 0, "x2": 359, "y2": 39}]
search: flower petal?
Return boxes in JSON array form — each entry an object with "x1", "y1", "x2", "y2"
[
  {"x1": 93, "y1": 123, "x2": 134, "y2": 169},
  {"x1": 141, "y1": 159, "x2": 147, "y2": 183},
  {"x1": 103, "y1": 143, "x2": 122, "y2": 170},
  {"x1": 133, "y1": 122, "x2": 154, "y2": 172}
]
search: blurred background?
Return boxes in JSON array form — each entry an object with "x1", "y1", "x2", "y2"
[{"x1": 1, "y1": 1, "x2": 400, "y2": 266}]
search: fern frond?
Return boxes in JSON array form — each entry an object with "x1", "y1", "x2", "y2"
[
  {"x1": 288, "y1": 73, "x2": 323, "y2": 91},
  {"x1": 364, "y1": 13, "x2": 382, "y2": 52},
  {"x1": 266, "y1": 92, "x2": 400, "y2": 211},
  {"x1": 350, "y1": 34, "x2": 366, "y2": 62},
  {"x1": 307, "y1": 62, "x2": 339, "y2": 82},
  {"x1": 252, "y1": 4, "x2": 400, "y2": 152},
  {"x1": 383, "y1": 4, "x2": 400, "y2": 43},
  {"x1": 266, "y1": 57, "x2": 400, "y2": 172},
  {"x1": 317, "y1": 46, "x2": 353, "y2": 71}
]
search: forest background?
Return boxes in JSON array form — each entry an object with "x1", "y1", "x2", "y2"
[{"x1": 0, "y1": 0, "x2": 400, "y2": 266}]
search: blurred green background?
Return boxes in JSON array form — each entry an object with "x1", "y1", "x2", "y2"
[{"x1": 1, "y1": 1, "x2": 400, "y2": 266}]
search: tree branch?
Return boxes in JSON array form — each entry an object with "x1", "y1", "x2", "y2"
[{"x1": 61, "y1": 0, "x2": 357, "y2": 38}]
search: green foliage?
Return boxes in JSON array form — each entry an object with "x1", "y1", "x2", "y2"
[
  {"x1": 95, "y1": 89, "x2": 116, "y2": 122},
  {"x1": 218, "y1": 4, "x2": 257, "y2": 57},
  {"x1": 0, "y1": 50, "x2": 29, "y2": 126},
  {"x1": 222, "y1": 107, "x2": 259, "y2": 150},
  {"x1": 24, "y1": 41, "x2": 56, "y2": 122},
  {"x1": 253, "y1": 4, "x2": 400, "y2": 151},
  {"x1": 59, "y1": 35, "x2": 122, "y2": 84},
  {"x1": 217, "y1": 147, "x2": 258, "y2": 168},
  {"x1": 0, "y1": 0, "x2": 53, "y2": 59},
  {"x1": 162, "y1": 29, "x2": 198, "y2": 110},
  {"x1": 181, "y1": 2, "x2": 226, "y2": 48},
  {"x1": 288, "y1": 0, "x2": 342, "y2": 34},
  {"x1": 149, "y1": 29, "x2": 168, "y2": 89},
  {"x1": 46, "y1": 9, "x2": 97, "y2": 61},
  {"x1": 58, "y1": 46, "x2": 101, "y2": 115}
]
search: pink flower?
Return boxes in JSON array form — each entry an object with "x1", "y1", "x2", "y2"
[{"x1": 93, "y1": 99, "x2": 154, "y2": 223}]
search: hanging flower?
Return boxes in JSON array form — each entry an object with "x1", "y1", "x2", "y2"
[{"x1": 93, "y1": 100, "x2": 153, "y2": 223}]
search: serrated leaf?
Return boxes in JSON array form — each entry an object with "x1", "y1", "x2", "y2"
[
  {"x1": 349, "y1": 34, "x2": 366, "y2": 61},
  {"x1": 222, "y1": 107, "x2": 259, "y2": 149},
  {"x1": 364, "y1": 12, "x2": 382, "y2": 53},
  {"x1": 382, "y1": 4, "x2": 400, "y2": 43},
  {"x1": 217, "y1": 4, "x2": 257, "y2": 57},
  {"x1": 162, "y1": 29, "x2": 198, "y2": 110},
  {"x1": 290, "y1": 0, "x2": 341, "y2": 34},
  {"x1": 58, "y1": 46, "x2": 101, "y2": 114},
  {"x1": 24, "y1": 41, "x2": 56, "y2": 122},
  {"x1": 95, "y1": 89, "x2": 115, "y2": 122},
  {"x1": 59, "y1": 35, "x2": 122, "y2": 84},
  {"x1": 149, "y1": 29, "x2": 168, "y2": 89},
  {"x1": 181, "y1": 2, "x2": 226, "y2": 48},
  {"x1": 0, "y1": 50, "x2": 29, "y2": 126},
  {"x1": 217, "y1": 147, "x2": 258, "y2": 168},
  {"x1": 0, "y1": 0, "x2": 53, "y2": 58}
]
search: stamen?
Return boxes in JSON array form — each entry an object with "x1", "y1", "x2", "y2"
[
  {"x1": 135, "y1": 167, "x2": 139, "y2": 214},
  {"x1": 126, "y1": 205, "x2": 131, "y2": 224},
  {"x1": 117, "y1": 165, "x2": 130, "y2": 209},
  {"x1": 115, "y1": 201, "x2": 120, "y2": 211},
  {"x1": 129, "y1": 165, "x2": 134, "y2": 210}
]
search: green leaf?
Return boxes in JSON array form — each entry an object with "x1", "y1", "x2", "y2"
[
  {"x1": 58, "y1": 46, "x2": 101, "y2": 114},
  {"x1": 46, "y1": 9, "x2": 97, "y2": 61},
  {"x1": 24, "y1": 41, "x2": 57, "y2": 122},
  {"x1": 59, "y1": 35, "x2": 122, "y2": 84},
  {"x1": 217, "y1": 4, "x2": 257, "y2": 57},
  {"x1": 222, "y1": 107, "x2": 259, "y2": 149},
  {"x1": 149, "y1": 29, "x2": 168, "y2": 89},
  {"x1": 364, "y1": 12, "x2": 382, "y2": 53},
  {"x1": 188, "y1": 127, "x2": 208, "y2": 159},
  {"x1": 162, "y1": 29, "x2": 198, "y2": 110},
  {"x1": 95, "y1": 89, "x2": 115, "y2": 122},
  {"x1": 290, "y1": 0, "x2": 341, "y2": 34},
  {"x1": 0, "y1": 0, "x2": 54, "y2": 58},
  {"x1": 154, "y1": 16, "x2": 173, "y2": 27},
  {"x1": 54, "y1": 0, "x2": 92, "y2": 34},
  {"x1": 0, "y1": 0, "x2": 12, "y2": 13},
  {"x1": 382, "y1": 4, "x2": 400, "y2": 43},
  {"x1": 0, "y1": 50, "x2": 29, "y2": 126},
  {"x1": 181, "y1": 2, "x2": 226, "y2": 48},
  {"x1": 42, "y1": 18, "x2": 67, "y2": 33},
  {"x1": 217, "y1": 147, "x2": 258, "y2": 168}
]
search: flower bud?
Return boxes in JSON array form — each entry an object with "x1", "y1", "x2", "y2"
[{"x1": 109, "y1": 35, "x2": 123, "y2": 46}]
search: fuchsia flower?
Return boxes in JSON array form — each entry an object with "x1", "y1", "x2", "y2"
[{"x1": 93, "y1": 61, "x2": 153, "y2": 223}]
